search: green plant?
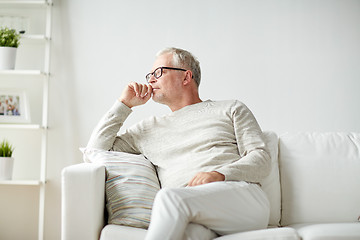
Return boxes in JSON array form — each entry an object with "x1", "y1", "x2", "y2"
[
  {"x1": 0, "y1": 27, "x2": 21, "y2": 48},
  {"x1": 0, "y1": 139, "x2": 15, "y2": 157}
]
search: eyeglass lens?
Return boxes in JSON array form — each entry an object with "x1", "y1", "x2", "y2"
[
  {"x1": 146, "y1": 67, "x2": 162, "y2": 82},
  {"x1": 154, "y1": 67, "x2": 162, "y2": 79}
]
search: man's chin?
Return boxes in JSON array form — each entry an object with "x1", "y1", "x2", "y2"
[
  {"x1": 151, "y1": 94, "x2": 159, "y2": 103},
  {"x1": 152, "y1": 94, "x2": 165, "y2": 105}
]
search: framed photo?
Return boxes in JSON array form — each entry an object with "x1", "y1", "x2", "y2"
[{"x1": 0, "y1": 89, "x2": 31, "y2": 123}]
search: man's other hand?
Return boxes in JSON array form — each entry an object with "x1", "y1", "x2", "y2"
[
  {"x1": 188, "y1": 171, "x2": 225, "y2": 187},
  {"x1": 119, "y1": 82, "x2": 153, "y2": 108}
]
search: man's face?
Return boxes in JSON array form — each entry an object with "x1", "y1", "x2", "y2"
[{"x1": 148, "y1": 53, "x2": 185, "y2": 105}]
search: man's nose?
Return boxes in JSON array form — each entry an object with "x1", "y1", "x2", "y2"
[{"x1": 148, "y1": 75, "x2": 157, "y2": 84}]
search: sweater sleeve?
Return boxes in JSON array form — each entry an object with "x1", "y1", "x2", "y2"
[
  {"x1": 215, "y1": 101, "x2": 271, "y2": 183},
  {"x1": 86, "y1": 100, "x2": 140, "y2": 154}
]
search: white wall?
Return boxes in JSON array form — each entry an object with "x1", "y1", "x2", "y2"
[
  {"x1": 1, "y1": 0, "x2": 359, "y2": 239},
  {"x1": 57, "y1": 0, "x2": 360, "y2": 138}
]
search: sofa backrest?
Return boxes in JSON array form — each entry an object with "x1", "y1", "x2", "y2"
[
  {"x1": 260, "y1": 131, "x2": 281, "y2": 227},
  {"x1": 279, "y1": 132, "x2": 360, "y2": 226}
]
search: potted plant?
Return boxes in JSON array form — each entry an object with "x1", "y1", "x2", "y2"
[
  {"x1": 0, "y1": 139, "x2": 15, "y2": 180},
  {"x1": 0, "y1": 27, "x2": 21, "y2": 70}
]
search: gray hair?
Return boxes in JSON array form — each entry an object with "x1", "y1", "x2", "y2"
[{"x1": 157, "y1": 47, "x2": 201, "y2": 87}]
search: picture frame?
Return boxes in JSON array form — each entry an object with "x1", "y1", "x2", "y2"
[{"x1": 0, "y1": 89, "x2": 31, "y2": 123}]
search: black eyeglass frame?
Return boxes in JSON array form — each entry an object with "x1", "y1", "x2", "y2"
[{"x1": 145, "y1": 66, "x2": 187, "y2": 83}]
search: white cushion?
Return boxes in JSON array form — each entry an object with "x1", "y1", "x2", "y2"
[
  {"x1": 260, "y1": 131, "x2": 281, "y2": 226},
  {"x1": 279, "y1": 132, "x2": 360, "y2": 225},
  {"x1": 100, "y1": 224, "x2": 147, "y2": 240},
  {"x1": 82, "y1": 149, "x2": 160, "y2": 229},
  {"x1": 100, "y1": 226, "x2": 301, "y2": 240},
  {"x1": 290, "y1": 223, "x2": 360, "y2": 240},
  {"x1": 214, "y1": 227, "x2": 300, "y2": 240}
]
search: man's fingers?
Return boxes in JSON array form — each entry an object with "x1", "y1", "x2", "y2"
[
  {"x1": 188, "y1": 175, "x2": 201, "y2": 187},
  {"x1": 140, "y1": 84, "x2": 150, "y2": 97},
  {"x1": 187, "y1": 172, "x2": 225, "y2": 187},
  {"x1": 146, "y1": 85, "x2": 153, "y2": 97},
  {"x1": 119, "y1": 82, "x2": 152, "y2": 108},
  {"x1": 188, "y1": 176, "x2": 195, "y2": 187},
  {"x1": 143, "y1": 85, "x2": 153, "y2": 100},
  {"x1": 129, "y1": 82, "x2": 139, "y2": 96},
  {"x1": 129, "y1": 82, "x2": 152, "y2": 98}
]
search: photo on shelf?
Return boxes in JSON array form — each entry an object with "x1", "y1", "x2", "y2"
[{"x1": 0, "y1": 89, "x2": 30, "y2": 123}]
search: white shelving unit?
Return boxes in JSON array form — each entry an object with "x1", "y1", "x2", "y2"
[{"x1": 0, "y1": 1, "x2": 52, "y2": 239}]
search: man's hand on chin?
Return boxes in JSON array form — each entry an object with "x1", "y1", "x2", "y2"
[
  {"x1": 119, "y1": 82, "x2": 153, "y2": 108},
  {"x1": 187, "y1": 171, "x2": 225, "y2": 187}
]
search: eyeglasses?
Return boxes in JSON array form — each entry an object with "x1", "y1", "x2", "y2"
[{"x1": 145, "y1": 66, "x2": 187, "y2": 83}]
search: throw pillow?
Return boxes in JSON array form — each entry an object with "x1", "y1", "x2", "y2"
[{"x1": 81, "y1": 148, "x2": 160, "y2": 229}]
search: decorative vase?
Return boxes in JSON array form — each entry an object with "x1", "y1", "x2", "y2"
[
  {"x1": 0, "y1": 46, "x2": 17, "y2": 70},
  {"x1": 0, "y1": 157, "x2": 14, "y2": 180}
]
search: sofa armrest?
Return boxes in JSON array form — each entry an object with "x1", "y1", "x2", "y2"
[{"x1": 61, "y1": 163, "x2": 106, "y2": 240}]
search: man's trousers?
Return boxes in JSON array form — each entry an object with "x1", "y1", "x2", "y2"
[{"x1": 145, "y1": 181, "x2": 270, "y2": 240}]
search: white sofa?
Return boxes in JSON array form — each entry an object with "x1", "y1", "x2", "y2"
[{"x1": 61, "y1": 132, "x2": 360, "y2": 240}]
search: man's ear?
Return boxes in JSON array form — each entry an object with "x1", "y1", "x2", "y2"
[{"x1": 183, "y1": 70, "x2": 193, "y2": 86}]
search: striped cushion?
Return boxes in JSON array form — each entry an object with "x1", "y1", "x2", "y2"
[{"x1": 82, "y1": 149, "x2": 160, "y2": 229}]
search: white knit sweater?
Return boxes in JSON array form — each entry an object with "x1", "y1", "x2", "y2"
[{"x1": 87, "y1": 99, "x2": 271, "y2": 188}]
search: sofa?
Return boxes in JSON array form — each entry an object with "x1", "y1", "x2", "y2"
[{"x1": 61, "y1": 132, "x2": 360, "y2": 240}]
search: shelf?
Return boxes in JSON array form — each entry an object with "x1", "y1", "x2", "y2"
[
  {"x1": 21, "y1": 34, "x2": 49, "y2": 41},
  {"x1": 0, "y1": 124, "x2": 42, "y2": 129},
  {"x1": 0, "y1": 70, "x2": 47, "y2": 76},
  {"x1": 0, "y1": 180, "x2": 43, "y2": 186},
  {"x1": 0, "y1": 1, "x2": 50, "y2": 7}
]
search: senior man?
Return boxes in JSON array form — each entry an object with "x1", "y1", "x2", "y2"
[{"x1": 87, "y1": 47, "x2": 271, "y2": 240}]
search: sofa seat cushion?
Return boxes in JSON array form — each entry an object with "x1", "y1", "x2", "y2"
[
  {"x1": 289, "y1": 223, "x2": 360, "y2": 240},
  {"x1": 214, "y1": 227, "x2": 300, "y2": 240},
  {"x1": 100, "y1": 224, "x2": 147, "y2": 240},
  {"x1": 100, "y1": 225, "x2": 300, "y2": 240}
]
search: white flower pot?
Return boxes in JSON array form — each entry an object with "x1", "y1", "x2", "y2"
[
  {"x1": 0, "y1": 157, "x2": 14, "y2": 180},
  {"x1": 0, "y1": 46, "x2": 17, "y2": 70}
]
